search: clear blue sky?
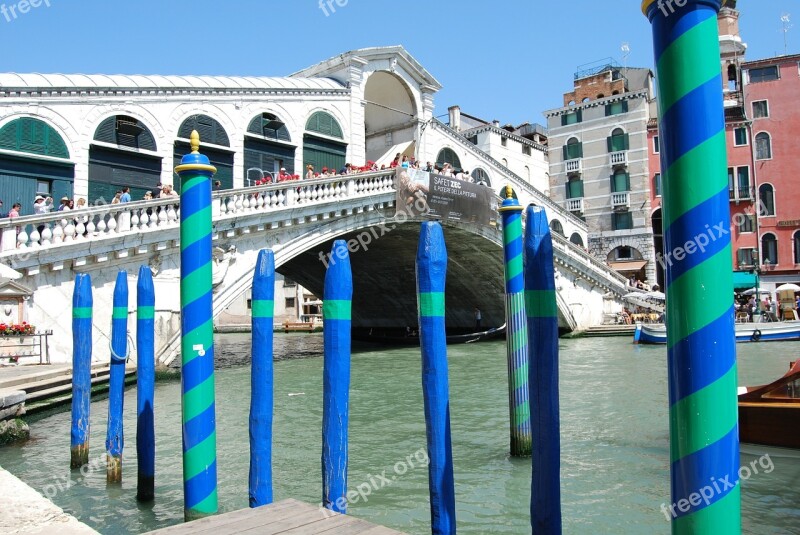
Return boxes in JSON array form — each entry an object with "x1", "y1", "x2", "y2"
[{"x1": 0, "y1": 0, "x2": 796, "y2": 126}]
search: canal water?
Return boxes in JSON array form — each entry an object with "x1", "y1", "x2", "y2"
[{"x1": 1, "y1": 335, "x2": 799, "y2": 534}]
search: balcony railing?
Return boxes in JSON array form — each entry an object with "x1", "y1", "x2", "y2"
[
  {"x1": 611, "y1": 192, "x2": 630, "y2": 209},
  {"x1": 565, "y1": 158, "x2": 582, "y2": 174},
  {"x1": 610, "y1": 151, "x2": 628, "y2": 167},
  {"x1": 729, "y1": 187, "x2": 754, "y2": 202},
  {"x1": 566, "y1": 198, "x2": 584, "y2": 214}
]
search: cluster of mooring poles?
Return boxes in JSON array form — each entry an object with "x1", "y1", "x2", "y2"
[
  {"x1": 69, "y1": 264, "x2": 155, "y2": 500},
  {"x1": 69, "y1": 7, "x2": 742, "y2": 525}
]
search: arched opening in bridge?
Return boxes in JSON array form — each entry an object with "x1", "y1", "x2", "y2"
[
  {"x1": 607, "y1": 246, "x2": 647, "y2": 283},
  {"x1": 652, "y1": 208, "x2": 664, "y2": 289},
  {"x1": 303, "y1": 111, "x2": 346, "y2": 173},
  {"x1": 89, "y1": 115, "x2": 160, "y2": 202},
  {"x1": 471, "y1": 168, "x2": 491, "y2": 186},
  {"x1": 549, "y1": 219, "x2": 564, "y2": 236},
  {"x1": 0, "y1": 117, "x2": 74, "y2": 211},
  {"x1": 436, "y1": 147, "x2": 461, "y2": 171},
  {"x1": 174, "y1": 115, "x2": 234, "y2": 190},
  {"x1": 363, "y1": 71, "x2": 417, "y2": 165},
  {"x1": 245, "y1": 112, "x2": 295, "y2": 185},
  {"x1": 569, "y1": 233, "x2": 584, "y2": 247}
]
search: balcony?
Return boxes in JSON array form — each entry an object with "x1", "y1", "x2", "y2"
[
  {"x1": 566, "y1": 198, "x2": 584, "y2": 214},
  {"x1": 609, "y1": 151, "x2": 628, "y2": 167},
  {"x1": 611, "y1": 192, "x2": 630, "y2": 210},
  {"x1": 565, "y1": 158, "x2": 582, "y2": 175},
  {"x1": 729, "y1": 187, "x2": 754, "y2": 202}
]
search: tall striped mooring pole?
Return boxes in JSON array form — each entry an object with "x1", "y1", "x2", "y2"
[
  {"x1": 498, "y1": 186, "x2": 531, "y2": 457},
  {"x1": 524, "y1": 206, "x2": 561, "y2": 533},
  {"x1": 417, "y1": 221, "x2": 456, "y2": 535},
  {"x1": 643, "y1": 1, "x2": 740, "y2": 532},
  {"x1": 175, "y1": 130, "x2": 219, "y2": 520}
]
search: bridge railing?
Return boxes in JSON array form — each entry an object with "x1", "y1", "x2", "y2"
[{"x1": 0, "y1": 170, "x2": 398, "y2": 256}]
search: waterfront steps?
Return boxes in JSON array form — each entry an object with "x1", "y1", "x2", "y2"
[{"x1": 144, "y1": 498, "x2": 407, "y2": 534}]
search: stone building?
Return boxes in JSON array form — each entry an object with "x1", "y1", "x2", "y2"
[{"x1": 545, "y1": 61, "x2": 656, "y2": 284}]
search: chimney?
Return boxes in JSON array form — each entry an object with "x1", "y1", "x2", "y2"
[
  {"x1": 448, "y1": 105, "x2": 461, "y2": 132},
  {"x1": 492, "y1": 119, "x2": 500, "y2": 127}
]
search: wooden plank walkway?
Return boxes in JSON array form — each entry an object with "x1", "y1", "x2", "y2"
[{"x1": 144, "y1": 498, "x2": 408, "y2": 535}]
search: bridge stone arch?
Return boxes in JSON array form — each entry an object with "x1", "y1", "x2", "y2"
[
  {"x1": 361, "y1": 62, "x2": 424, "y2": 124},
  {"x1": 362, "y1": 69, "x2": 419, "y2": 164}
]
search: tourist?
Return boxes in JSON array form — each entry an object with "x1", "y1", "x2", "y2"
[
  {"x1": 143, "y1": 191, "x2": 153, "y2": 201},
  {"x1": 0, "y1": 199, "x2": 5, "y2": 218},
  {"x1": 57, "y1": 196, "x2": 70, "y2": 211},
  {"x1": 119, "y1": 187, "x2": 131, "y2": 203},
  {"x1": 6, "y1": 203, "x2": 21, "y2": 247},
  {"x1": 425, "y1": 162, "x2": 434, "y2": 172},
  {"x1": 33, "y1": 195, "x2": 52, "y2": 214},
  {"x1": 111, "y1": 191, "x2": 122, "y2": 204},
  {"x1": 390, "y1": 153, "x2": 401, "y2": 168},
  {"x1": 306, "y1": 164, "x2": 314, "y2": 180},
  {"x1": 401, "y1": 156, "x2": 409, "y2": 169}
]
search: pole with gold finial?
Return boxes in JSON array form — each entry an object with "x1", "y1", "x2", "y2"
[
  {"x1": 498, "y1": 185, "x2": 531, "y2": 456},
  {"x1": 174, "y1": 130, "x2": 218, "y2": 520}
]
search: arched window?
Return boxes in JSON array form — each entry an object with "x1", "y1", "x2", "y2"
[
  {"x1": 471, "y1": 168, "x2": 490, "y2": 186},
  {"x1": 759, "y1": 184, "x2": 775, "y2": 216},
  {"x1": 179, "y1": 115, "x2": 230, "y2": 146},
  {"x1": 176, "y1": 115, "x2": 232, "y2": 189},
  {"x1": 611, "y1": 169, "x2": 630, "y2": 193},
  {"x1": 305, "y1": 111, "x2": 343, "y2": 139},
  {"x1": 755, "y1": 132, "x2": 772, "y2": 160},
  {"x1": 564, "y1": 137, "x2": 582, "y2": 160},
  {"x1": 608, "y1": 127, "x2": 629, "y2": 152},
  {"x1": 762, "y1": 233, "x2": 778, "y2": 265},
  {"x1": 570, "y1": 233, "x2": 584, "y2": 247},
  {"x1": 94, "y1": 115, "x2": 156, "y2": 151},
  {"x1": 248, "y1": 112, "x2": 291, "y2": 142},
  {"x1": 550, "y1": 219, "x2": 564, "y2": 236},
  {"x1": 436, "y1": 148, "x2": 461, "y2": 170},
  {"x1": 597, "y1": 94, "x2": 605, "y2": 99},
  {"x1": 0, "y1": 117, "x2": 69, "y2": 158},
  {"x1": 794, "y1": 231, "x2": 800, "y2": 264},
  {"x1": 525, "y1": 166, "x2": 531, "y2": 181},
  {"x1": 501, "y1": 158, "x2": 508, "y2": 168},
  {"x1": 581, "y1": 97, "x2": 590, "y2": 103}
]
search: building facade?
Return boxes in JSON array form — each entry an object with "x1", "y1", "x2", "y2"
[
  {"x1": 647, "y1": 2, "x2": 800, "y2": 292},
  {"x1": 545, "y1": 63, "x2": 656, "y2": 284}
]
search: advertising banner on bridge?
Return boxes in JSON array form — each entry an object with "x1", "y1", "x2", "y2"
[{"x1": 395, "y1": 168, "x2": 498, "y2": 227}]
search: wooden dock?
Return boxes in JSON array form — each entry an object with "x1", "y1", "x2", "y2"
[{"x1": 144, "y1": 499, "x2": 407, "y2": 535}]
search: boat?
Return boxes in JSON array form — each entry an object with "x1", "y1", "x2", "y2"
[
  {"x1": 353, "y1": 324, "x2": 506, "y2": 346},
  {"x1": 739, "y1": 359, "x2": 800, "y2": 449},
  {"x1": 634, "y1": 320, "x2": 800, "y2": 344}
]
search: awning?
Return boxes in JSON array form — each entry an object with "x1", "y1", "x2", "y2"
[
  {"x1": 374, "y1": 141, "x2": 415, "y2": 168},
  {"x1": 732, "y1": 270, "x2": 757, "y2": 290},
  {"x1": 608, "y1": 260, "x2": 647, "y2": 273}
]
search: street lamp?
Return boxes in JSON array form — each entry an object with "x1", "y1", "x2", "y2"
[
  {"x1": 750, "y1": 249, "x2": 763, "y2": 315},
  {"x1": 246, "y1": 167, "x2": 275, "y2": 187}
]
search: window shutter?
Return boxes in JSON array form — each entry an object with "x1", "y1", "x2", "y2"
[
  {"x1": 610, "y1": 174, "x2": 616, "y2": 192},
  {"x1": 577, "y1": 110, "x2": 583, "y2": 122},
  {"x1": 624, "y1": 134, "x2": 630, "y2": 151},
  {"x1": 578, "y1": 142, "x2": 583, "y2": 158},
  {"x1": 605, "y1": 104, "x2": 611, "y2": 116},
  {"x1": 625, "y1": 172, "x2": 631, "y2": 191},
  {"x1": 562, "y1": 145, "x2": 568, "y2": 160},
  {"x1": 622, "y1": 101, "x2": 629, "y2": 113},
  {"x1": 561, "y1": 114, "x2": 568, "y2": 127},
  {"x1": 607, "y1": 137, "x2": 613, "y2": 152}
]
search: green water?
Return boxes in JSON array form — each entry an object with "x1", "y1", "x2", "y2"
[{"x1": 1, "y1": 335, "x2": 799, "y2": 534}]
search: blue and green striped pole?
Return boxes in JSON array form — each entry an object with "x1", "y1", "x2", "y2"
[
  {"x1": 136, "y1": 265, "x2": 156, "y2": 501},
  {"x1": 175, "y1": 131, "x2": 218, "y2": 520},
  {"x1": 498, "y1": 186, "x2": 531, "y2": 457},
  {"x1": 70, "y1": 273, "x2": 92, "y2": 469},
  {"x1": 322, "y1": 240, "x2": 352, "y2": 514},
  {"x1": 417, "y1": 221, "x2": 456, "y2": 535},
  {"x1": 643, "y1": 1, "x2": 740, "y2": 532},
  {"x1": 250, "y1": 249, "x2": 275, "y2": 508},
  {"x1": 524, "y1": 206, "x2": 561, "y2": 533},
  {"x1": 106, "y1": 270, "x2": 128, "y2": 483}
]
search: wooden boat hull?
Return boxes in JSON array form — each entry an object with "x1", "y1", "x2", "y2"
[
  {"x1": 634, "y1": 321, "x2": 800, "y2": 344},
  {"x1": 738, "y1": 359, "x2": 800, "y2": 449}
]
